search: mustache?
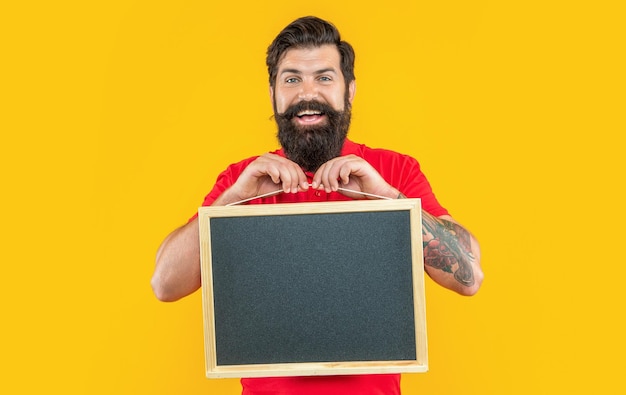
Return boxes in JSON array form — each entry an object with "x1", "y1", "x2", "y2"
[{"x1": 279, "y1": 100, "x2": 341, "y2": 120}]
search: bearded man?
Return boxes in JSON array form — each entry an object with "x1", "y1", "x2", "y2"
[{"x1": 151, "y1": 16, "x2": 483, "y2": 395}]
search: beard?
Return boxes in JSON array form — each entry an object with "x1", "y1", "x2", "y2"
[{"x1": 274, "y1": 99, "x2": 351, "y2": 172}]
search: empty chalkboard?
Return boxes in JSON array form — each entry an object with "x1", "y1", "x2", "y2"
[{"x1": 198, "y1": 199, "x2": 427, "y2": 378}]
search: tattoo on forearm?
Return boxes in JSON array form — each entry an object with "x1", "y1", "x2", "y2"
[{"x1": 422, "y1": 214, "x2": 475, "y2": 287}]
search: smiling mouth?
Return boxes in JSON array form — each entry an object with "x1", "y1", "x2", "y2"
[
  {"x1": 293, "y1": 109, "x2": 326, "y2": 125},
  {"x1": 296, "y1": 110, "x2": 323, "y2": 118}
]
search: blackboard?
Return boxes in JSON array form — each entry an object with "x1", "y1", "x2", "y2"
[{"x1": 198, "y1": 199, "x2": 427, "y2": 378}]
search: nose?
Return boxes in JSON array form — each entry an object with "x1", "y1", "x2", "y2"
[{"x1": 298, "y1": 80, "x2": 318, "y2": 101}]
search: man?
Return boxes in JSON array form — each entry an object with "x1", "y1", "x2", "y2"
[{"x1": 152, "y1": 16, "x2": 483, "y2": 395}]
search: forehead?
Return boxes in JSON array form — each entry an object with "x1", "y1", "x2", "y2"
[{"x1": 277, "y1": 44, "x2": 342, "y2": 73}]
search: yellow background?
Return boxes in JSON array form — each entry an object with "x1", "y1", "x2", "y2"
[{"x1": 2, "y1": 0, "x2": 624, "y2": 393}]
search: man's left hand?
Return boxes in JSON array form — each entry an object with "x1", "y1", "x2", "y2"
[{"x1": 311, "y1": 155, "x2": 400, "y2": 199}]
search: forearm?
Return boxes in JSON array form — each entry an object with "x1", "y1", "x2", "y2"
[
  {"x1": 211, "y1": 185, "x2": 249, "y2": 206},
  {"x1": 151, "y1": 219, "x2": 201, "y2": 302},
  {"x1": 421, "y1": 210, "x2": 483, "y2": 295}
]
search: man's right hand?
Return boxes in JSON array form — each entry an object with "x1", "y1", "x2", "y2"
[{"x1": 214, "y1": 153, "x2": 310, "y2": 205}]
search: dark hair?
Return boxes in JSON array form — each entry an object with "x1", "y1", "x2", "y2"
[{"x1": 266, "y1": 16, "x2": 355, "y2": 88}]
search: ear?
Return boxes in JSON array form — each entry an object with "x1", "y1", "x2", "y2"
[
  {"x1": 347, "y1": 80, "x2": 356, "y2": 104},
  {"x1": 269, "y1": 85, "x2": 274, "y2": 101}
]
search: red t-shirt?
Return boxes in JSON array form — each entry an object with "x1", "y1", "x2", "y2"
[
  {"x1": 241, "y1": 374, "x2": 401, "y2": 395},
  {"x1": 194, "y1": 139, "x2": 448, "y2": 394}
]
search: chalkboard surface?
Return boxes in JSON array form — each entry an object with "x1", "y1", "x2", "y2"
[{"x1": 198, "y1": 199, "x2": 427, "y2": 378}]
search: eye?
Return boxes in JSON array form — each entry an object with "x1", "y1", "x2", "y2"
[
  {"x1": 285, "y1": 77, "x2": 300, "y2": 84},
  {"x1": 318, "y1": 76, "x2": 332, "y2": 82}
]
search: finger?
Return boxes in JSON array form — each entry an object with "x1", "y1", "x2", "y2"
[
  {"x1": 267, "y1": 162, "x2": 295, "y2": 193},
  {"x1": 318, "y1": 158, "x2": 342, "y2": 192},
  {"x1": 297, "y1": 169, "x2": 310, "y2": 192},
  {"x1": 264, "y1": 162, "x2": 283, "y2": 186},
  {"x1": 312, "y1": 161, "x2": 330, "y2": 192},
  {"x1": 283, "y1": 162, "x2": 305, "y2": 193},
  {"x1": 273, "y1": 157, "x2": 307, "y2": 193},
  {"x1": 311, "y1": 159, "x2": 332, "y2": 190},
  {"x1": 310, "y1": 162, "x2": 325, "y2": 190},
  {"x1": 258, "y1": 155, "x2": 288, "y2": 187},
  {"x1": 326, "y1": 161, "x2": 341, "y2": 192},
  {"x1": 257, "y1": 154, "x2": 299, "y2": 193},
  {"x1": 338, "y1": 163, "x2": 352, "y2": 186}
]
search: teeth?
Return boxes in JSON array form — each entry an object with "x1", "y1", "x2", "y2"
[{"x1": 297, "y1": 110, "x2": 321, "y2": 116}]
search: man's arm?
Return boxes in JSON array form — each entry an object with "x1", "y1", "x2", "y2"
[
  {"x1": 421, "y1": 211, "x2": 483, "y2": 295},
  {"x1": 151, "y1": 219, "x2": 201, "y2": 302},
  {"x1": 151, "y1": 153, "x2": 309, "y2": 302}
]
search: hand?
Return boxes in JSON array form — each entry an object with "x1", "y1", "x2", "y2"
[
  {"x1": 228, "y1": 153, "x2": 310, "y2": 202},
  {"x1": 311, "y1": 155, "x2": 400, "y2": 199}
]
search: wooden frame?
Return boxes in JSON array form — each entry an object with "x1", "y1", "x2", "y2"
[{"x1": 198, "y1": 199, "x2": 427, "y2": 378}]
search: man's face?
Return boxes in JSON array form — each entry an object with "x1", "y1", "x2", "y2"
[{"x1": 271, "y1": 44, "x2": 356, "y2": 172}]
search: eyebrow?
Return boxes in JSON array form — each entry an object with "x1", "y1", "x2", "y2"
[{"x1": 279, "y1": 67, "x2": 338, "y2": 76}]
